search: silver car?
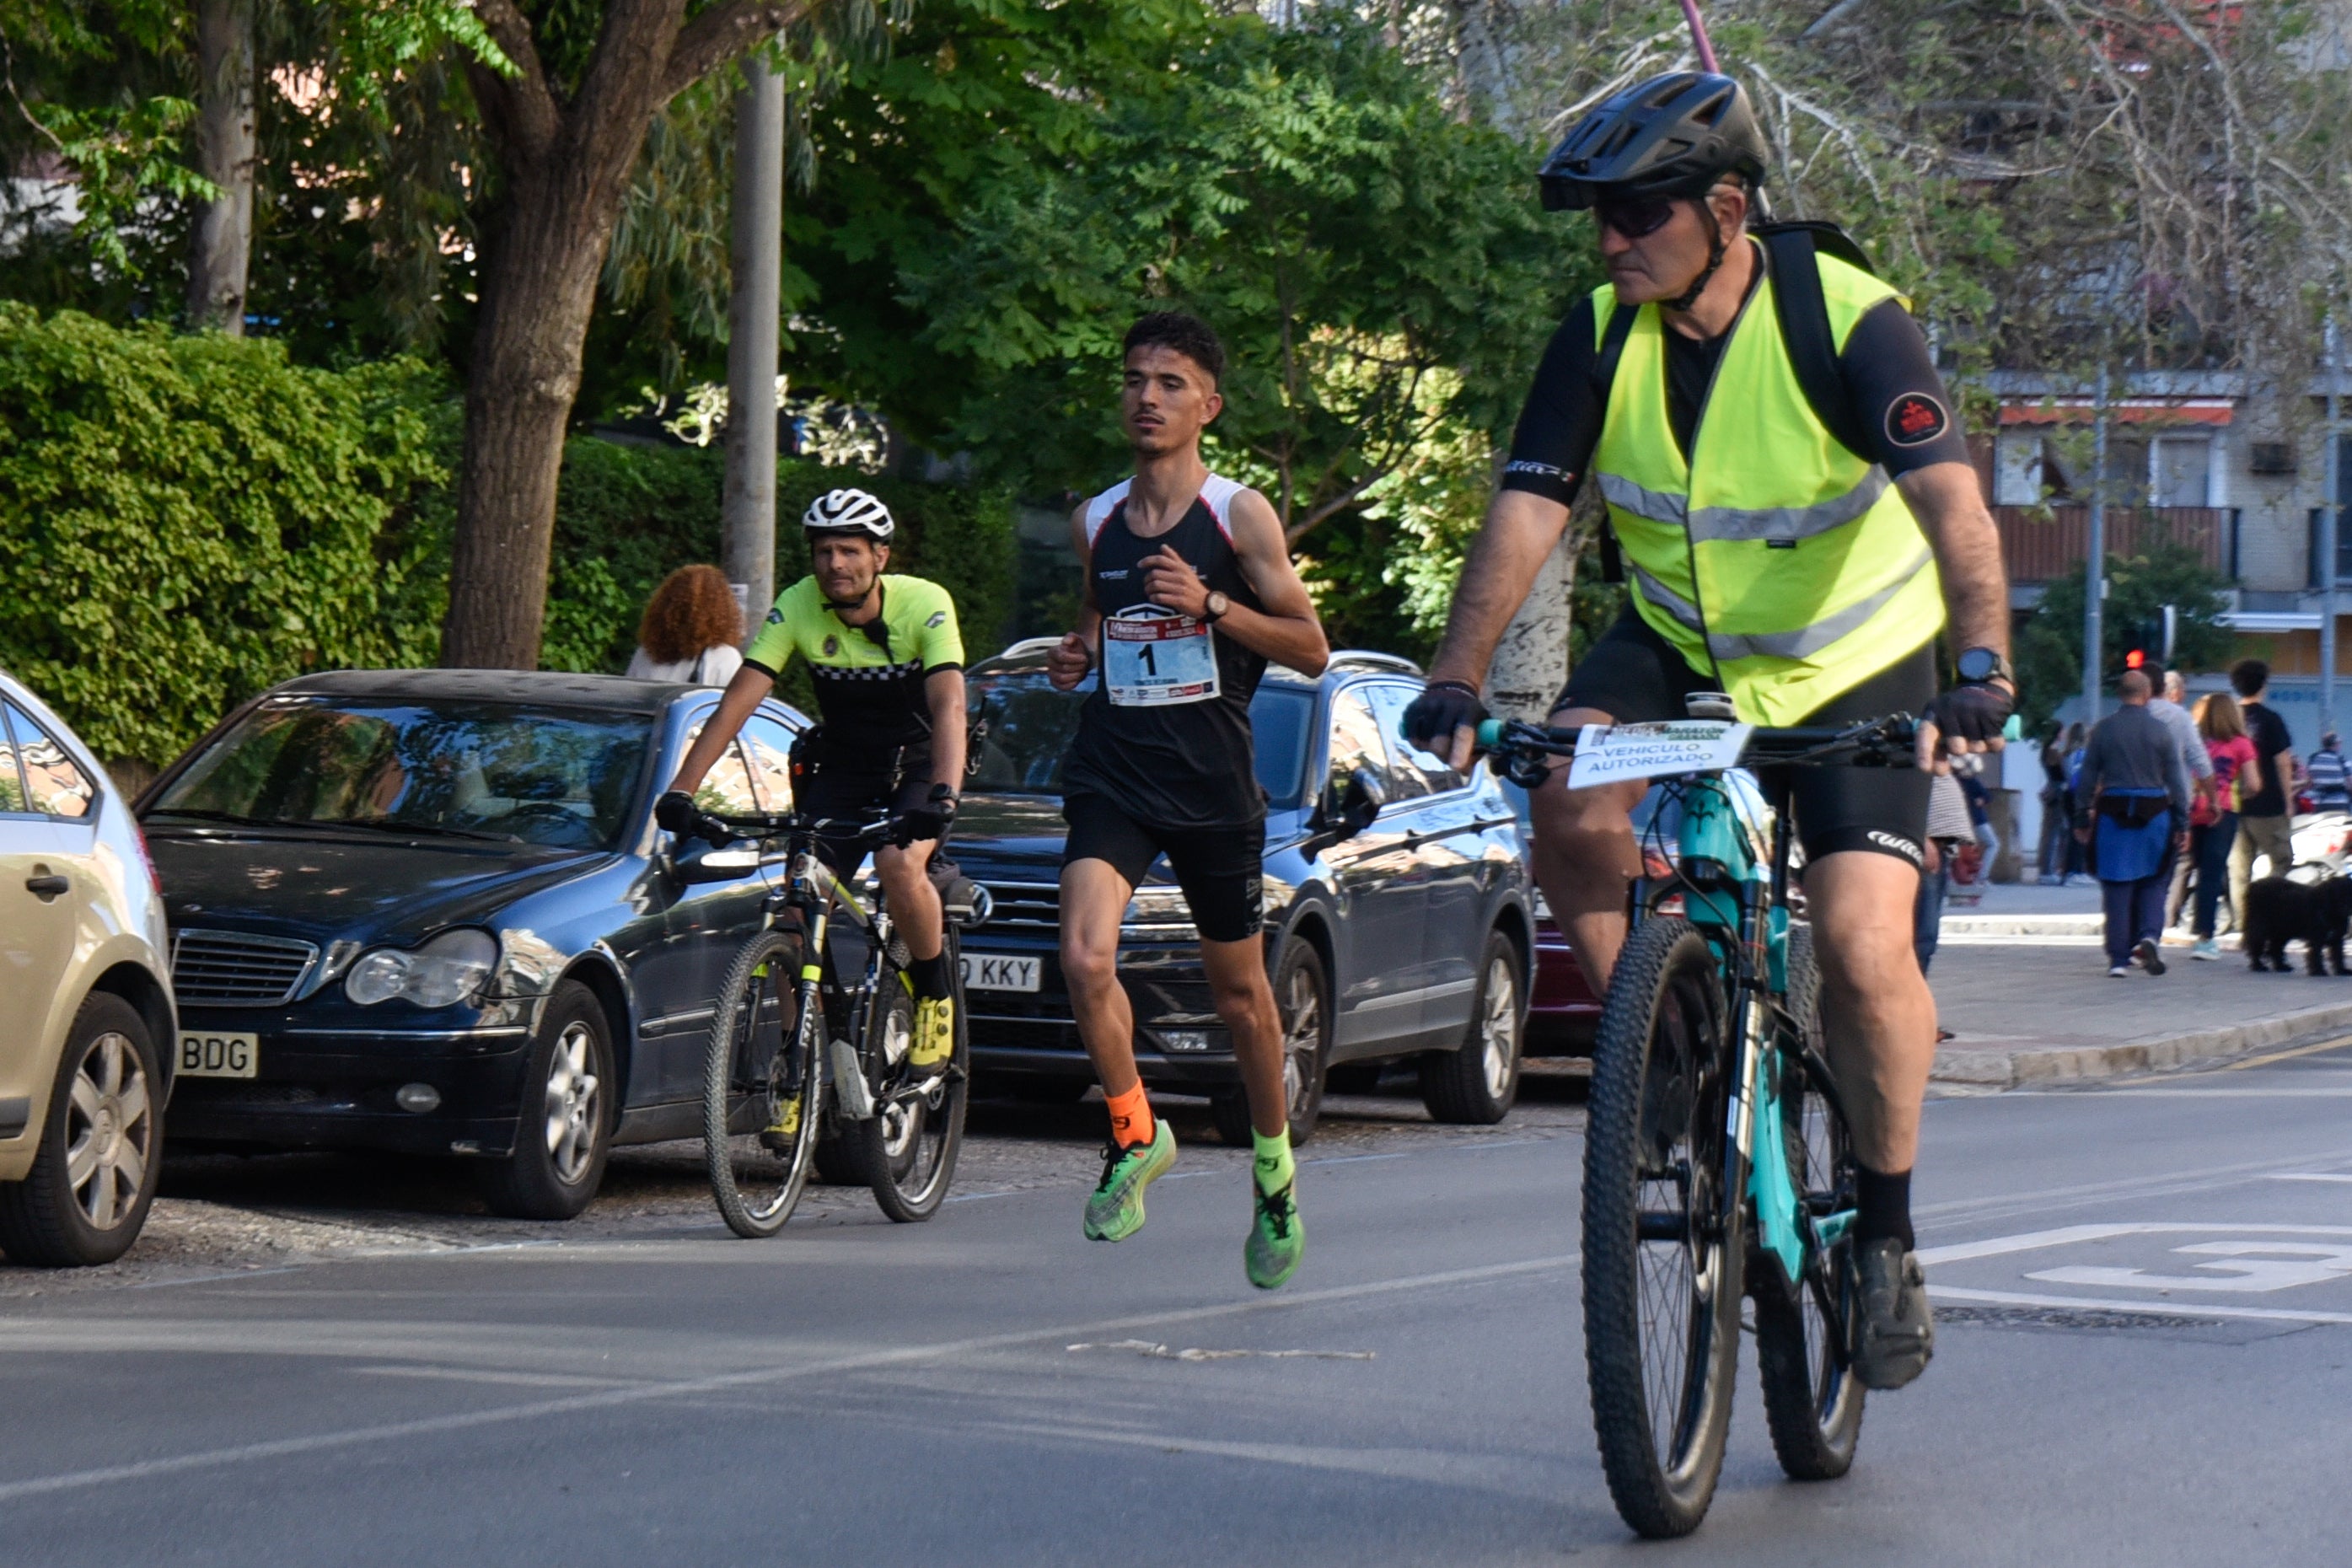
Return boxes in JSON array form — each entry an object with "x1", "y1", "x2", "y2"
[{"x1": 0, "y1": 670, "x2": 175, "y2": 1265}]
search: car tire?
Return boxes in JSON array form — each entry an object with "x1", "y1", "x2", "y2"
[
  {"x1": 1420, "y1": 929, "x2": 1525, "y2": 1125},
  {"x1": 1005, "y1": 1077, "x2": 1091, "y2": 1105},
  {"x1": 0, "y1": 992, "x2": 164, "y2": 1268},
  {"x1": 481, "y1": 981, "x2": 614, "y2": 1221},
  {"x1": 1210, "y1": 938, "x2": 1331, "y2": 1147}
]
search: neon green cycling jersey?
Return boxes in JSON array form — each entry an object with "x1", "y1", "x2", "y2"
[{"x1": 742, "y1": 574, "x2": 964, "y2": 750}]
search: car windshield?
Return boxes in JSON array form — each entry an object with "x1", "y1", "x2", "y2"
[
  {"x1": 148, "y1": 696, "x2": 650, "y2": 851},
  {"x1": 965, "y1": 669, "x2": 1313, "y2": 808}
]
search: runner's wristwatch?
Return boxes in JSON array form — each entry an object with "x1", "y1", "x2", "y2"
[
  {"x1": 1202, "y1": 591, "x2": 1230, "y2": 623},
  {"x1": 1954, "y1": 647, "x2": 2011, "y2": 687}
]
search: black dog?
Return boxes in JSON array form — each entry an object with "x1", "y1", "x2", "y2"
[{"x1": 2242, "y1": 875, "x2": 2352, "y2": 975}]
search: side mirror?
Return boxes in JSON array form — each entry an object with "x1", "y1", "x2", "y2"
[
  {"x1": 673, "y1": 840, "x2": 761, "y2": 884},
  {"x1": 1331, "y1": 766, "x2": 1386, "y2": 840}
]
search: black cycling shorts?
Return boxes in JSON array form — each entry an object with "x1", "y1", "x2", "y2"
[
  {"x1": 1556, "y1": 604, "x2": 1935, "y2": 869},
  {"x1": 1061, "y1": 793, "x2": 1263, "y2": 943},
  {"x1": 793, "y1": 732, "x2": 940, "y2": 876}
]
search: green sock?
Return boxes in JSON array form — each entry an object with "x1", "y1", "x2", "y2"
[{"x1": 1252, "y1": 1130, "x2": 1294, "y2": 1197}]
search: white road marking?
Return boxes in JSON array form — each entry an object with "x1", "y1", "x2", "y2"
[
  {"x1": 0, "y1": 1251, "x2": 1575, "y2": 1505},
  {"x1": 2029, "y1": 1241, "x2": 2352, "y2": 1294},
  {"x1": 2269, "y1": 1173, "x2": 2352, "y2": 1184},
  {"x1": 1913, "y1": 1146, "x2": 2352, "y2": 1228},
  {"x1": 1064, "y1": 1339, "x2": 1374, "y2": 1361},
  {"x1": 1929, "y1": 1285, "x2": 2352, "y2": 1327},
  {"x1": 352, "y1": 1365, "x2": 650, "y2": 1390},
  {"x1": 1919, "y1": 1222, "x2": 2352, "y2": 1268}
]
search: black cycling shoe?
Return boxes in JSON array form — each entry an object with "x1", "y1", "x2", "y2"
[{"x1": 1852, "y1": 1238, "x2": 1935, "y2": 1390}]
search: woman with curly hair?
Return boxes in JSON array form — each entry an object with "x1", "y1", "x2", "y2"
[{"x1": 626, "y1": 565, "x2": 745, "y2": 685}]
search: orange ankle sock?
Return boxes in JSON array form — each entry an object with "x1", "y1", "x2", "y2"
[{"x1": 1104, "y1": 1083, "x2": 1155, "y2": 1150}]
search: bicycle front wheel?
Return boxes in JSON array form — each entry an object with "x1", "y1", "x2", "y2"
[
  {"x1": 1581, "y1": 916, "x2": 1743, "y2": 1539},
  {"x1": 1754, "y1": 923, "x2": 1865, "y2": 1479},
  {"x1": 852, "y1": 944, "x2": 969, "y2": 1222},
  {"x1": 704, "y1": 930, "x2": 824, "y2": 1238}
]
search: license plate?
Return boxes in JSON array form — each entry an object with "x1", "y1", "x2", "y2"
[
  {"x1": 961, "y1": 953, "x2": 1041, "y2": 993},
  {"x1": 177, "y1": 1031, "x2": 259, "y2": 1079}
]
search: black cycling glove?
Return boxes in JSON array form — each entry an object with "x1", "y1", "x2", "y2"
[
  {"x1": 653, "y1": 790, "x2": 699, "y2": 835},
  {"x1": 1400, "y1": 679, "x2": 1486, "y2": 757},
  {"x1": 1925, "y1": 682, "x2": 2013, "y2": 748},
  {"x1": 893, "y1": 784, "x2": 958, "y2": 847}
]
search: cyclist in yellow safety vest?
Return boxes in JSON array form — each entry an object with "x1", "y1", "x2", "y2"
[{"x1": 1403, "y1": 72, "x2": 2013, "y2": 1394}]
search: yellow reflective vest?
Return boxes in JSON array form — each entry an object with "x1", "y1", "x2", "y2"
[{"x1": 1590, "y1": 249, "x2": 1944, "y2": 726}]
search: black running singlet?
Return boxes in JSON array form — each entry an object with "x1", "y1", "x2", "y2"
[{"x1": 1061, "y1": 475, "x2": 1268, "y2": 830}]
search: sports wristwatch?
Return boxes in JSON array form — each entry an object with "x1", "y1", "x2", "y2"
[
  {"x1": 1202, "y1": 590, "x2": 1231, "y2": 623},
  {"x1": 1954, "y1": 647, "x2": 2012, "y2": 687}
]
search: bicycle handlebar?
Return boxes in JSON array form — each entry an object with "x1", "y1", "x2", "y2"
[
  {"x1": 682, "y1": 808, "x2": 902, "y2": 850},
  {"x1": 1474, "y1": 713, "x2": 1920, "y2": 771}
]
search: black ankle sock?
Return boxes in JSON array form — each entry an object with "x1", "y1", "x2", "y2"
[
  {"x1": 1854, "y1": 1164, "x2": 1914, "y2": 1250},
  {"x1": 910, "y1": 953, "x2": 950, "y2": 1001}
]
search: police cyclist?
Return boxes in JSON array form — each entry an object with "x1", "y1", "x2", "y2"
[
  {"x1": 1402, "y1": 72, "x2": 2013, "y2": 1390},
  {"x1": 657, "y1": 488, "x2": 969, "y2": 1072}
]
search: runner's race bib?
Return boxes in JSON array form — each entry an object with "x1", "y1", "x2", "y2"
[{"x1": 1103, "y1": 605, "x2": 1221, "y2": 706}]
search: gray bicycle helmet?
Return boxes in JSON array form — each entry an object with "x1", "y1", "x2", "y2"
[
  {"x1": 1539, "y1": 72, "x2": 1768, "y2": 212},
  {"x1": 801, "y1": 486, "x2": 894, "y2": 541}
]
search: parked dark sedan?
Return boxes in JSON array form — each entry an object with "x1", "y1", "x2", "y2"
[
  {"x1": 139, "y1": 670, "x2": 812, "y2": 1218},
  {"x1": 952, "y1": 644, "x2": 1534, "y2": 1143}
]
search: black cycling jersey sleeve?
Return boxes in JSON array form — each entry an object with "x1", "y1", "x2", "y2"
[
  {"x1": 1497, "y1": 298, "x2": 1605, "y2": 508},
  {"x1": 1837, "y1": 297, "x2": 1973, "y2": 475}
]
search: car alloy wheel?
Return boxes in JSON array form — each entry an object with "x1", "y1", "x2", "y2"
[
  {"x1": 542, "y1": 1020, "x2": 604, "y2": 1187},
  {"x1": 65, "y1": 1028, "x2": 154, "y2": 1232},
  {"x1": 1479, "y1": 952, "x2": 1521, "y2": 1102},
  {"x1": 1281, "y1": 962, "x2": 1322, "y2": 1122}
]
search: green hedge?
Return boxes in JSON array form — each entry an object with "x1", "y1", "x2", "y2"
[
  {"x1": 0, "y1": 305, "x2": 448, "y2": 763},
  {"x1": 0, "y1": 306, "x2": 1015, "y2": 764}
]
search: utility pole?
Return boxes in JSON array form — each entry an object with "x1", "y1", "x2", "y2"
[
  {"x1": 2325, "y1": 315, "x2": 2344, "y2": 738},
  {"x1": 2084, "y1": 361, "x2": 2110, "y2": 722},
  {"x1": 722, "y1": 57, "x2": 786, "y2": 632}
]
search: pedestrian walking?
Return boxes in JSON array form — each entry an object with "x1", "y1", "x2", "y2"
[
  {"x1": 2188, "y1": 690, "x2": 2261, "y2": 959},
  {"x1": 1955, "y1": 758, "x2": 1999, "y2": 883},
  {"x1": 2307, "y1": 731, "x2": 2350, "y2": 813},
  {"x1": 2227, "y1": 659, "x2": 2298, "y2": 921},
  {"x1": 624, "y1": 564, "x2": 745, "y2": 685},
  {"x1": 2075, "y1": 669, "x2": 2192, "y2": 977},
  {"x1": 2152, "y1": 669, "x2": 2218, "y2": 932},
  {"x1": 2038, "y1": 722, "x2": 2081, "y2": 883},
  {"x1": 2060, "y1": 722, "x2": 2092, "y2": 883}
]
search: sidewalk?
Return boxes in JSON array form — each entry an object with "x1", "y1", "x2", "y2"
[{"x1": 1928, "y1": 941, "x2": 2352, "y2": 1089}]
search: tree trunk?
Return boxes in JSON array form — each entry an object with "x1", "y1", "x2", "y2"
[
  {"x1": 187, "y1": 0, "x2": 255, "y2": 334},
  {"x1": 1483, "y1": 531, "x2": 1576, "y2": 722},
  {"x1": 441, "y1": 176, "x2": 633, "y2": 669}
]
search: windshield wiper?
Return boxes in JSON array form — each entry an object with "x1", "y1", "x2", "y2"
[
  {"x1": 147, "y1": 808, "x2": 519, "y2": 844},
  {"x1": 145, "y1": 808, "x2": 309, "y2": 830},
  {"x1": 324, "y1": 818, "x2": 522, "y2": 844}
]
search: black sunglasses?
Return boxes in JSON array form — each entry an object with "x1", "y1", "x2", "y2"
[{"x1": 1593, "y1": 196, "x2": 1679, "y2": 239}]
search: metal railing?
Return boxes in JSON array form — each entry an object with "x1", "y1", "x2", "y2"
[{"x1": 1995, "y1": 505, "x2": 2235, "y2": 583}]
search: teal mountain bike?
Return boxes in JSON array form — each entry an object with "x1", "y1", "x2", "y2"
[{"x1": 1481, "y1": 705, "x2": 1916, "y2": 1538}]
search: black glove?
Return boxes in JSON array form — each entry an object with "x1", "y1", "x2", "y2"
[
  {"x1": 893, "y1": 784, "x2": 958, "y2": 847},
  {"x1": 653, "y1": 790, "x2": 699, "y2": 835},
  {"x1": 1400, "y1": 679, "x2": 1486, "y2": 758},
  {"x1": 1925, "y1": 682, "x2": 2013, "y2": 748}
]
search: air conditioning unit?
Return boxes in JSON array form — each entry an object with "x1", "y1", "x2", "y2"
[{"x1": 2250, "y1": 442, "x2": 2296, "y2": 475}]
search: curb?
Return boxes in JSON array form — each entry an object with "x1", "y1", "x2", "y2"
[
  {"x1": 1931, "y1": 1001, "x2": 2352, "y2": 1090},
  {"x1": 1938, "y1": 914, "x2": 2103, "y2": 937}
]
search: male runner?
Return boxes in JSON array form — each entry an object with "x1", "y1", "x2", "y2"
[
  {"x1": 1044, "y1": 311, "x2": 1329, "y2": 1289},
  {"x1": 656, "y1": 488, "x2": 967, "y2": 1071},
  {"x1": 1401, "y1": 72, "x2": 2012, "y2": 1388}
]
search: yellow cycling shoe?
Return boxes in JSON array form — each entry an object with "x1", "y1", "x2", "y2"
[
  {"x1": 759, "y1": 1092, "x2": 803, "y2": 1152},
  {"x1": 910, "y1": 995, "x2": 956, "y2": 1071}
]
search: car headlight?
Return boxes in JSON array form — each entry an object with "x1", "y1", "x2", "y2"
[
  {"x1": 346, "y1": 929, "x2": 501, "y2": 1007},
  {"x1": 1121, "y1": 885, "x2": 1193, "y2": 926}
]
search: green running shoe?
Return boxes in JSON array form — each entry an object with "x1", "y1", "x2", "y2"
[
  {"x1": 1083, "y1": 1120, "x2": 1176, "y2": 1242},
  {"x1": 1245, "y1": 1178, "x2": 1303, "y2": 1290}
]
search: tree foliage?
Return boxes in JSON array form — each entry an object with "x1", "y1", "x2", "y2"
[{"x1": 2014, "y1": 545, "x2": 2234, "y2": 729}]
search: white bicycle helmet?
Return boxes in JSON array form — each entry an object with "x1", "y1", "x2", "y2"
[{"x1": 801, "y1": 487, "x2": 894, "y2": 540}]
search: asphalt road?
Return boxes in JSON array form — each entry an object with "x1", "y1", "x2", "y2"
[{"x1": 4, "y1": 1049, "x2": 2351, "y2": 1565}]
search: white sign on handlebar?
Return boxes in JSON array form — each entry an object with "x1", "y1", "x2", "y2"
[{"x1": 1567, "y1": 720, "x2": 1754, "y2": 791}]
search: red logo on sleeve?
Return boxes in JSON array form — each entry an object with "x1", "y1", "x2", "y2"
[{"x1": 1886, "y1": 394, "x2": 1950, "y2": 447}]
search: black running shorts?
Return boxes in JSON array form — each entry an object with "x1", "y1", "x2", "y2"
[
  {"x1": 1061, "y1": 793, "x2": 1264, "y2": 942},
  {"x1": 1555, "y1": 605, "x2": 1936, "y2": 869}
]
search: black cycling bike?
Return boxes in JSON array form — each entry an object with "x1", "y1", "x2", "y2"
[
  {"x1": 1480, "y1": 705, "x2": 1916, "y2": 1538},
  {"x1": 679, "y1": 806, "x2": 975, "y2": 1235}
]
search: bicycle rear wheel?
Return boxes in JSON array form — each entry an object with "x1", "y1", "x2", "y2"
[
  {"x1": 1754, "y1": 924, "x2": 1865, "y2": 1479},
  {"x1": 851, "y1": 944, "x2": 969, "y2": 1222},
  {"x1": 1581, "y1": 916, "x2": 1743, "y2": 1539},
  {"x1": 704, "y1": 930, "x2": 824, "y2": 1238}
]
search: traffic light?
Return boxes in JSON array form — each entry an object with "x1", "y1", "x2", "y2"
[{"x1": 2125, "y1": 647, "x2": 2146, "y2": 670}]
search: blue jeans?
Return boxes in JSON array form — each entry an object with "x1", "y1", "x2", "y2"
[
  {"x1": 2191, "y1": 813, "x2": 2238, "y2": 938},
  {"x1": 1914, "y1": 856, "x2": 1951, "y2": 975},
  {"x1": 2102, "y1": 835, "x2": 2178, "y2": 968}
]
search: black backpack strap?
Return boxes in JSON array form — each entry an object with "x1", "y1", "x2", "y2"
[
  {"x1": 1757, "y1": 225, "x2": 1874, "y2": 461},
  {"x1": 1589, "y1": 302, "x2": 1638, "y2": 584}
]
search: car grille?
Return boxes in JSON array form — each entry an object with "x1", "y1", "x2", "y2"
[
  {"x1": 974, "y1": 880, "x2": 1059, "y2": 931},
  {"x1": 173, "y1": 930, "x2": 319, "y2": 1007}
]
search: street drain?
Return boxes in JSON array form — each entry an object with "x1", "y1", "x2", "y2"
[{"x1": 1935, "y1": 1304, "x2": 2221, "y2": 1332}]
